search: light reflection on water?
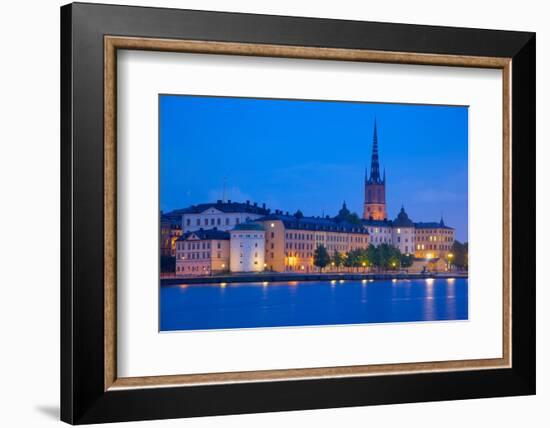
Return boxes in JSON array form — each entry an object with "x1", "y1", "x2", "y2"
[{"x1": 160, "y1": 278, "x2": 468, "y2": 331}]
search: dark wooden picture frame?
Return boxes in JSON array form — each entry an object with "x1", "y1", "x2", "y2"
[{"x1": 61, "y1": 2, "x2": 535, "y2": 424}]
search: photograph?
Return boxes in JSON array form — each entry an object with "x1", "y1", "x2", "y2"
[{"x1": 159, "y1": 95, "x2": 469, "y2": 331}]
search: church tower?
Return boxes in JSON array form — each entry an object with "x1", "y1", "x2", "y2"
[{"x1": 363, "y1": 120, "x2": 387, "y2": 220}]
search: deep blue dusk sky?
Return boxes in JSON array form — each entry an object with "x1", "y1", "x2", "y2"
[{"x1": 160, "y1": 95, "x2": 468, "y2": 242}]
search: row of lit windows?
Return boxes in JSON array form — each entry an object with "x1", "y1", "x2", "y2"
[
  {"x1": 239, "y1": 252, "x2": 260, "y2": 258},
  {"x1": 286, "y1": 232, "x2": 314, "y2": 240},
  {"x1": 177, "y1": 265, "x2": 207, "y2": 272},
  {"x1": 286, "y1": 252, "x2": 313, "y2": 258},
  {"x1": 233, "y1": 234, "x2": 263, "y2": 239},
  {"x1": 286, "y1": 242, "x2": 314, "y2": 250},
  {"x1": 371, "y1": 237, "x2": 389, "y2": 244},
  {"x1": 177, "y1": 242, "x2": 213, "y2": 250},
  {"x1": 186, "y1": 217, "x2": 244, "y2": 227},
  {"x1": 417, "y1": 229, "x2": 453, "y2": 235},
  {"x1": 417, "y1": 236, "x2": 453, "y2": 242},
  {"x1": 416, "y1": 244, "x2": 453, "y2": 251},
  {"x1": 177, "y1": 252, "x2": 209, "y2": 260},
  {"x1": 369, "y1": 227, "x2": 391, "y2": 234},
  {"x1": 176, "y1": 241, "x2": 225, "y2": 250}
]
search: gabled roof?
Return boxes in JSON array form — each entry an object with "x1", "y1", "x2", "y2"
[{"x1": 176, "y1": 228, "x2": 230, "y2": 241}]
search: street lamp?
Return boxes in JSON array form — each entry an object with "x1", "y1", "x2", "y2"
[{"x1": 447, "y1": 253, "x2": 454, "y2": 271}]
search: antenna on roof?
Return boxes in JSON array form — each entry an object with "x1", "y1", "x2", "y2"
[{"x1": 222, "y1": 177, "x2": 227, "y2": 203}]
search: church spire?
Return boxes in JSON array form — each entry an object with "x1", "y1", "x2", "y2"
[{"x1": 369, "y1": 119, "x2": 381, "y2": 183}]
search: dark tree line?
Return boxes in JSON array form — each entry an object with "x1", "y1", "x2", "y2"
[
  {"x1": 313, "y1": 243, "x2": 413, "y2": 272},
  {"x1": 451, "y1": 240, "x2": 468, "y2": 270}
]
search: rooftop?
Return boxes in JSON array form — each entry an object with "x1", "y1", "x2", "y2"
[
  {"x1": 176, "y1": 228, "x2": 230, "y2": 241},
  {"x1": 393, "y1": 206, "x2": 415, "y2": 228},
  {"x1": 183, "y1": 200, "x2": 270, "y2": 215},
  {"x1": 362, "y1": 218, "x2": 392, "y2": 228},
  {"x1": 232, "y1": 222, "x2": 265, "y2": 232},
  {"x1": 257, "y1": 214, "x2": 369, "y2": 234},
  {"x1": 415, "y1": 219, "x2": 454, "y2": 230}
]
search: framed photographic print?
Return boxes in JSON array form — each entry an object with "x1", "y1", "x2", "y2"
[{"x1": 61, "y1": 2, "x2": 535, "y2": 424}]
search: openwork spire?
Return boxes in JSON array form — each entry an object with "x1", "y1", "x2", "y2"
[{"x1": 369, "y1": 119, "x2": 381, "y2": 183}]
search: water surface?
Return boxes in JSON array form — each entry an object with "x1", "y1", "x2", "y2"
[{"x1": 160, "y1": 278, "x2": 468, "y2": 331}]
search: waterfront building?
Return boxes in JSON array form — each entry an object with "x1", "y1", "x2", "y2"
[
  {"x1": 409, "y1": 257, "x2": 448, "y2": 273},
  {"x1": 180, "y1": 200, "x2": 270, "y2": 233},
  {"x1": 363, "y1": 120, "x2": 387, "y2": 220},
  {"x1": 160, "y1": 214, "x2": 182, "y2": 257},
  {"x1": 175, "y1": 228, "x2": 230, "y2": 276},
  {"x1": 256, "y1": 213, "x2": 370, "y2": 272},
  {"x1": 362, "y1": 218, "x2": 393, "y2": 246},
  {"x1": 414, "y1": 218, "x2": 455, "y2": 260},
  {"x1": 168, "y1": 121, "x2": 459, "y2": 275},
  {"x1": 391, "y1": 206, "x2": 416, "y2": 255},
  {"x1": 229, "y1": 223, "x2": 266, "y2": 272}
]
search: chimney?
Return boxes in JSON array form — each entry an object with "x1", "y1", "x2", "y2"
[
  {"x1": 253, "y1": 202, "x2": 257, "y2": 207},
  {"x1": 246, "y1": 200, "x2": 250, "y2": 205},
  {"x1": 217, "y1": 199, "x2": 222, "y2": 204},
  {"x1": 262, "y1": 203, "x2": 266, "y2": 209},
  {"x1": 228, "y1": 199, "x2": 231, "y2": 204}
]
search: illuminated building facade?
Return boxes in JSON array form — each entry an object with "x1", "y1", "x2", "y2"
[
  {"x1": 168, "y1": 122, "x2": 457, "y2": 275},
  {"x1": 160, "y1": 215, "x2": 182, "y2": 257},
  {"x1": 229, "y1": 223, "x2": 266, "y2": 272},
  {"x1": 178, "y1": 200, "x2": 270, "y2": 233},
  {"x1": 414, "y1": 219, "x2": 455, "y2": 260},
  {"x1": 175, "y1": 229, "x2": 230, "y2": 276},
  {"x1": 256, "y1": 213, "x2": 370, "y2": 272}
]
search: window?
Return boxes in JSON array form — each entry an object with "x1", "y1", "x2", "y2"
[
  {"x1": 271, "y1": 232, "x2": 274, "y2": 238},
  {"x1": 186, "y1": 219, "x2": 190, "y2": 226},
  {"x1": 196, "y1": 219, "x2": 200, "y2": 226},
  {"x1": 225, "y1": 218, "x2": 229, "y2": 225},
  {"x1": 217, "y1": 242, "x2": 221, "y2": 249}
]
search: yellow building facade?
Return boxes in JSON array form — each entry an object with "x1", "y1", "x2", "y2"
[
  {"x1": 175, "y1": 229, "x2": 230, "y2": 276},
  {"x1": 257, "y1": 215, "x2": 370, "y2": 273},
  {"x1": 414, "y1": 220, "x2": 455, "y2": 261}
]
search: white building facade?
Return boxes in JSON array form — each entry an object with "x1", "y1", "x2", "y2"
[
  {"x1": 180, "y1": 200, "x2": 270, "y2": 233},
  {"x1": 229, "y1": 223, "x2": 266, "y2": 273},
  {"x1": 391, "y1": 206, "x2": 416, "y2": 255}
]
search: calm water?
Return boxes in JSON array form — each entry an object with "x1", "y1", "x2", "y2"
[{"x1": 160, "y1": 278, "x2": 468, "y2": 331}]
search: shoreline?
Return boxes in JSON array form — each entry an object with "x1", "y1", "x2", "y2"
[{"x1": 161, "y1": 271, "x2": 468, "y2": 286}]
